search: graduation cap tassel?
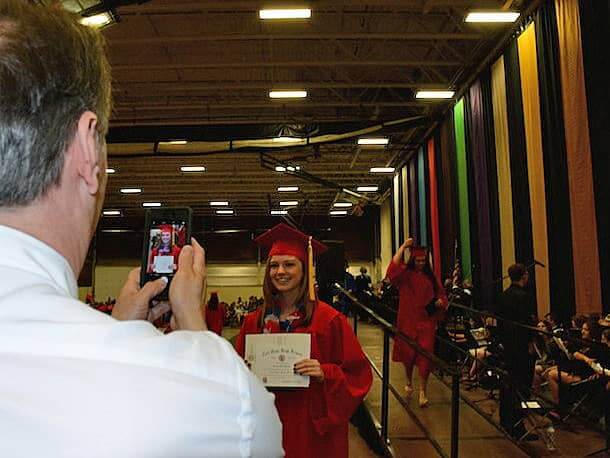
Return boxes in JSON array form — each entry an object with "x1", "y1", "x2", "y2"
[{"x1": 308, "y1": 236, "x2": 315, "y2": 301}]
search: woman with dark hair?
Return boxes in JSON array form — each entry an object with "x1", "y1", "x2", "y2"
[
  {"x1": 236, "y1": 224, "x2": 372, "y2": 458},
  {"x1": 386, "y1": 238, "x2": 447, "y2": 407},
  {"x1": 546, "y1": 317, "x2": 604, "y2": 410},
  {"x1": 204, "y1": 291, "x2": 225, "y2": 336}
]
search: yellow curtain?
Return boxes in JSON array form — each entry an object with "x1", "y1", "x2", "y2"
[
  {"x1": 491, "y1": 56, "x2": 515, "y2": 288},
  {"x1": 555, "y1": 0, "x2": 602, "y2": 314},
  {"x1": 517, "y1": 23, "x2": 551, "y2": 318}
]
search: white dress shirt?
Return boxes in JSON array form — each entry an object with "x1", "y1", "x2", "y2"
[{"x1": 0, "y1": 225, "x2": 283, "y2": 457}]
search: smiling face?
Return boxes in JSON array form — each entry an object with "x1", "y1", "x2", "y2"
[
  {"x1": 269, "y1": 255, "x2": 304, "y2": 293},
  {"x1": 582, "y1": 323, "x2": 591, "y2": 340},
  {"x1": 414, "y1": 255, "x2": 427, "y2": 271},
  {"x1": 161, "y1": 231, "x2": 172, "y2": 245}
]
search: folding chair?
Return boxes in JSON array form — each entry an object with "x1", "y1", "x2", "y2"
[{"x1": 561, "y1": 375, "x2": 605, "y2": 423}]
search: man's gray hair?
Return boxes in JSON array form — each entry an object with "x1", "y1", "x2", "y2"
[{"x1": 0, "y1": 0, "x2": 112, "y2": 206}]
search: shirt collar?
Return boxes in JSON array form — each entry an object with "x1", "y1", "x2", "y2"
[{"x1": 0, "y1": 225, "x2": 78, "y2": 298}]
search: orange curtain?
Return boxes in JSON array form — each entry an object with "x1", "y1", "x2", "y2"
[
  {"x1": 555, "y1": 0, "x2": 602, "y2": 314},
  {"x1": 517, "y1": 23, "x2": 550, "y2": 318}
]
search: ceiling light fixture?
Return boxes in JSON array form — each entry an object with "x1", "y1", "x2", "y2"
[
  {"x1": 275, "y1": 166, "x2": 287, "y2": 172},
  {"x1": 465, "y1": 11, "x2": 520, "y2": 23},
  {"x1": 259, "y1": 9, "x2": 312, "y2": 20},
  {"x1": 142, "y1": 202, "x2": 162, "y2": 207},
  {"x1": 106, "y1": 168, "x2": 116, "y2": 174},
  {"x1": 357, "y1": 186, "x2": 379, "y2": 192},
  {"x1": 120, "y1": 188, "x2": 142, "y2": 194},
  {"x1": 216, "y1": 210, "x2": 235, "y2": 215},
  {"x1": 279, "y1": 201, "x2": 299, "y2": 206},
  {"x1": 80, "y1": 12, "x2": 113, "y2": 28},
  {"x1": 180, "y1": 166, "x2": 206, "y2": 172},
  {"x1": 370, "y1": 167, "x2": 396, "y2": 173},
  {"x1": 270, "y1": 210, "x2": 289, "y2": 215},
  {"x1": 269, "y1": 90, "x2": 308, "y2": 99},
  {"x1": 330, "y1": 210, "x2": 348, "y2": 216},
  {"x1": 357, "y1": 138, "x2": 389, "y2": 146},
  {"x1": 210, "y1": 201, "x2": 229, "y2": 206},
  {"x1": 102, "y1": 210, "x2": 121, "y2": 216},
  {"x1": 415, "y1": 90, "x2": 455, "y2": 99},
  {"x1": 278, "y1": 186, "x2": 299, "y2": 192},
  {"x1": 333, "y1": 202, "x2": 353, "y2": 208}
]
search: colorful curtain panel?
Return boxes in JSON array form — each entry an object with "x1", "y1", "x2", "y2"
[
  {"x1": 393, "y1": 173, "x2": 401, "y2": 252},
  {"x1": 427, "y1": 138, "x2": 442, "y2": 281},
  {"x1": 555, "y1": 0, "x2": 602, "y2": 314},
  {"x1": 417, "y1": 147, "x2": 428, "y2": 247},
  {"x1": 408, "y1": 157, "x2": 419, "y2": 245},
  {"x1": 401, "y1": 165, "x2": 410, "y2": 242},
  {"x1": 453, "y1": 99, "x2": 472, "y2": 281},
  {"x1": 438, "y1": 115, "x2": 458, "y2": 280}
]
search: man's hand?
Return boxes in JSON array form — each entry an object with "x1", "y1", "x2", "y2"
[
  {"x1": 169, "y1": 237, "x2": 207, "y2": 331},
  {"x1": 112, "y1": 268, "x2": 168, "y2": 321}
]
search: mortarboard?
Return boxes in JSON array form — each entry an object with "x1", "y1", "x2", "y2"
[
  {"x1": 411, "y1": 246, "x2": 428, "y2": 257},
  {"x1": 159, "y1": 224, "x2": 173, "y2": 234},
  {"x1": 255, "y1": 223, "x2": 328, "y2": 301}
]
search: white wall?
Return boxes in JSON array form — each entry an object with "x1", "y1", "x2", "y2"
[{"x1": 378, "y1": 198, "x2": 393, "y2": 283}]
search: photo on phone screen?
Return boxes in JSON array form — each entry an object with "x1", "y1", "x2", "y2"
[{"x1": 146, "y1": 223, "x2": 187, "y2": 275}]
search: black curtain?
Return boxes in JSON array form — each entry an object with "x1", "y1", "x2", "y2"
[
  {"x1": 480, "y1": 68, "x2": 503, "y2": 303},
  {"x1": 535, "y1": 1, "x2": 576, "y2": 322},
  {"x1": 504, "y1": 40, "x2": 536, "y2": 301},
  {"x1": 437, "y1": 113, "x2": 459, "y2": 281},
  {"x1": 579, "y1": 0, "x2": 610, "y2": 314}
]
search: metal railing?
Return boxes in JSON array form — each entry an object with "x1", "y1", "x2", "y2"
[{"x1": 335, "y1": 284, "x2": 461, "y2": 458}]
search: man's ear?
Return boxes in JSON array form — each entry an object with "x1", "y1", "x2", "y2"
[{"x1": 74, "y1": 111, "x2": 102, "y2": 195}]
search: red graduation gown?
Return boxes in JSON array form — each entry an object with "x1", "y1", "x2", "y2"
[
  {"x1": 236, "y1": 301, "x2": 372, "y2": 458},
  {"x1": 204, "y1": 303, "x2": 225, "y2": 336},
  {"x1": 386, "y1": 260, "x2": 447, "y2": 378}
]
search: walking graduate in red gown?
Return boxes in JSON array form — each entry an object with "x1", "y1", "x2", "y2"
[
  {"x1": 204, "y1": 291, "x2": 225, "y2": 336},
  {"x1": 236, "y1": 223, "x2": 372, "y2": 458},
  {"x1": 386, "y1": 238, "x2": 447, "y2": 407}
]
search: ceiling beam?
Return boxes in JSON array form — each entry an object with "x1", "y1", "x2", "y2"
[
  {"x1": 113, "y1": 81, "x2": 449, "y2": 90},
  {"x1": 108, "y1": 32, "x2": 483, "y2": 46},
  {"x1": 113, "y1": 101, "x2": 428, "y2": 111},
  {"x1": 111, "y1": 60, "x2": 462, "y2": 71}
]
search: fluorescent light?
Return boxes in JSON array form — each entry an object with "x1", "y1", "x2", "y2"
[
  {"x1": 269, "y1": 90, "x2": 308, "y2": 99},
  {"x1": 120, "y1": 188, "x2": 142, "y2": 194},
  {"x1": 102, "y1": 210, "x2": 121, "y2": 216},
  {"x1": 101, "y1": 229, "x2": 132, "y2": 233},
  {"x1": 370, "y1": 167, "x2": 396, "y2": 173},
  {"x1": 216, "y1": 209, "x2": 234, "y2": 215},
  {"x1": 278, "y1": 186, "x2": 299, "y2": 192},
  {"x1": 160, "y1": 140, "x2": 188, "y2": 145},
  {"x1": 465, "y1": 11, "x2": 520, "y2": 23},
  {"x1": 271, "y1": 210, "x2": 288, "y2": 215},
  {"x1": 330, "y1": 210, "x2": 348, "y2": 216},
  {"x1": 357, "y1": 138, "x2": 389, "y2": 146},
  {"x1": 286, "y1": 166, "x2": 296, "y2": 172},
  {"x1": 259, "y1": 9, "x2": 311, "y2": 20},
  {"x1": 142, "y1": 202, "x2": 161, "y2": 207},
  {"x1": 275, "y1": 166, "x2": 287, "y2": 172},
  {"x1": 210, "y1": 201, "x2": 229, "y2": 206},
  {"x1": 272, "y1": 137, "x2": 303, "y2": 143},
  {"x1": 333, "y1": 202, "x2": 353, "y2": 208},
  {"x1": 106, "y1": 168, "x2": 116, "y2": 174},
  {"x1": 279, "y1": 201, "x2": 299, "y2": 206},
  {"x1": 180, "y1": 166, "x2": 206, "y2": 172},
  {"x1": 80, "y1": 13, "x2": 112, "y2": 28},
  {"x1": 415, "y1": 90, "x2": 455, "y2": 99},
  {"x1": 357, "y1": 186, "x2": 378, "y2": 192}
]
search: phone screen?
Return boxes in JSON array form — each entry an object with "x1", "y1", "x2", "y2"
[{"x1": 145, "y1": 222, "x2": 187, "y2": 276}]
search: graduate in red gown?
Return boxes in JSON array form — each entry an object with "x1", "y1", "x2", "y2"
[
  {"x1": 386, "y1": 238, "x2": 447, "y2": 407},
  {"x1": 236, "y1": 223, "x2": 372, "y2": 458},
  {"x1": 148, "y1": 224, "x2": 181, "y2": 273},
  {"x1": 204, "y1": 291, "x2": 225, "y2": 336}
]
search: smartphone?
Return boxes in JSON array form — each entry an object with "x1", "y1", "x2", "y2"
[{"x1": 140, "y1": 207, "x2": 192, "y2": 301}]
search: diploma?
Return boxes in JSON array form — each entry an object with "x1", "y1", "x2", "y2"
[
  {"x1": 153, "y1": 255, "x2": 174, "y2": 273},
  {"x1": 245, "y1": 333, "x2": 311, "y2": 388}
]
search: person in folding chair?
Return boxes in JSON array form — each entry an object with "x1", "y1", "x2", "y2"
[
  {"x1": 545, "y1": 317, "x2": 604, "y2": 420},
  {"x1": 386, "y1": 238, "x2": 448, "y2": 408}
]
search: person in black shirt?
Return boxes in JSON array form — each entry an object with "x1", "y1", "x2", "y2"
[{"x1": 496, "y1": 263, "x2": 538, "y2": 440}]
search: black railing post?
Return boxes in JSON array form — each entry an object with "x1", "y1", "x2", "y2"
[
  {"x1": 381, "y1": 329, "x2": 390, "y2": 443},
  {"x1": 451, "y1": 373, "x2": 460, "y2": 458}
]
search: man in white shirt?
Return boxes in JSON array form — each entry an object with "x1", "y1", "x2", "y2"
[{"x1": 0, "y1": 2, "x2": 283, "y2": 457}]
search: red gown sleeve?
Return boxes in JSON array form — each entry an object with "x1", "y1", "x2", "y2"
[
  {"x1": 235, "y1": 310, "x2": 261, "y2": 358},
  {"x1": 310, "y1": 314, "x2": 373, "y2": 435},
  {"x1": 386, "y1": 259, "x2": 407, "y2": 287}
]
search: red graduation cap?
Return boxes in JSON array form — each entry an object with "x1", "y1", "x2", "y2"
[
  {"x1": 159, "y1": 224, "x2": 173, "y2": 234},
  {"x1": 254, "y1": 223, "x2": 328, "y2": 301},
  {"x1": 411, "y1": 246, "x2": 428, "y2": 257}
]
